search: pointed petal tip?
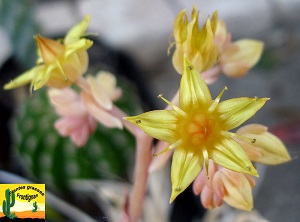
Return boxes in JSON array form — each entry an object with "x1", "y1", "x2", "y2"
[
  {"x1": 3, "y1": 84, "x2": 10, "y2": 90},
  {"x1": 84, "y1": 14, "x2": 91, "y2": 22},
  {"x1": 183, "y1": 55, "x2": 191, "y2": 66},
  {"x1": 122, "y1": 116, "x2": 134, "y2": 122},
  {"x1": 122, "y1": 116, "x2": 141, "y2": 126},
  {"x1": 169, "y1": 185, "x2": 186, "y2": 203},
  {"x1": 248, "y1": 166, "x2": 259, "y2": 177},
  {"x1": 169, "y1": 193, "x2": 177, "y2": 204}
]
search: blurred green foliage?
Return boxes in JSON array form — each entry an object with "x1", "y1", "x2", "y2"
[{"x1": 0, "y1": 0, "x2": 39, "y2": 67}]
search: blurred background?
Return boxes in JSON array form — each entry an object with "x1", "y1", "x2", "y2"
[{"x1": 0, "y1": 0, "x2": 300, "y2": 221}]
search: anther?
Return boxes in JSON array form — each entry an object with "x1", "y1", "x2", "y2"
[
  {"x1": 251, "y1": 138, "x2": 256, "y2": 143},
  {"x1": 136, "y1": 120, "x2": 141, "y2": 124},
  {"x1": 188, "y1": 65, "x2": 193, "y2": 70}
]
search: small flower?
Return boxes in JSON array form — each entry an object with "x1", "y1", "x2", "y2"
[
  {"x1": 4, "y1": 15, "x2": 93, "y2": 91},
  {"x1": 49, "y1": 87, "x2": 97, "y2": 147},
  {"x1": 236, "y1": 124, "x2": 291, "y2": 165},
  {"x1": 214, "y1": 20, "x2": 264, "y2": 78},
  {"x1": 193, "y1": 161, "x2": 255, "y2": 211},
  {"x1": 81, "y1": 71, "x2": 123, "y2": 129},
  {"x1": 171, "y1": 6, "x2": 219, "y2": 74},
  {"x1": 49, "y1": 71, "x2": 123, "y2": 146},
  {"x1": 124, "y1": 57, "x2": 268, "y2": 202}
]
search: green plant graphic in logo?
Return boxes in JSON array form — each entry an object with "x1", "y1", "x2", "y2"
[
  {"x1": 32, "y1": 201, "x2": 38, "y2": 213},
  {"x1": 2, "y1": 188, "x2": 17, "y2": 219}
]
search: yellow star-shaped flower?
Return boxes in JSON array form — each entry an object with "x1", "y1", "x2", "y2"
[{"x1": 124, "y1": 57, "x2": 268, "y2": 202}]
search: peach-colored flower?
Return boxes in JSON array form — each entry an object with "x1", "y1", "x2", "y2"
[
  {"x1": 214, "y1": 20, "x2": 264, "y2": 78},
  {"x1": 49, "y1": 87, "x2": 97, "y2": 147},
  {"x1": 193, "y1": 160, "x2": 255, "y2": 211},
  {"x1": 49, "y1": 71, "x2": 123, "y2": 146},
  {"x1": 80, "y1": 71, "x2": 123, "y2": 129},
  {"x1": 236, "y1": 124, "x2": 291, "y2": 165}
]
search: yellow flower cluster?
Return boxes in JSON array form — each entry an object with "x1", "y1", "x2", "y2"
[
  {"x1": 171, "y1": 6, "x2": 264, "y2": 79},
  {"x1": 171, "y1": 6, "x2": 218, "y2": 74},
  {"x1": 125, "y1": 6, "x2": 288, "y2": 209}
]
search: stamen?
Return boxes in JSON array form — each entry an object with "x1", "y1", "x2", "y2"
[
  {"x1": 153, "y1": 147, "x2": 172, "y2": 157},
  {"x1": 29, "y1": 81, "x2": 34, "y2": 94},
  {"x1": 208, "y1": 86, "x2": 228, "y2": 112},
  {"x1": 169, "y1": 139, "x2": 183, "y2": 149},
  {"x1": 158, "y1": 94, "x2": 186, "y2": 116},
  {"x1": 153, "y1": 139, "x2": 182, "y2": 157},
  {"x1": 56, "y1": 60, "x2": 68, "y2": 81},
  {"x1": 135, "y1": 120, "x2": 141, "y2": 124},
  {"x1": 222, "y1": 131, "x2": 256, "y2": 144},
  {"x1": 203, "y1": 149, "x2": 209, "y2": 177},
  {"x1": 167, "y1": 41, "x2": 175, "y2": 55}
]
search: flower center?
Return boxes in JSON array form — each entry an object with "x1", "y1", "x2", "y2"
[{"x1": 185, "y1": 113, "x2": 215, "y2": 146}]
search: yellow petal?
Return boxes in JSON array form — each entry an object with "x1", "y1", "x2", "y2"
[
  {"x1": 210, "y1": 137, "x2": 258, "y2": 176},
  {"x1": 235, "y1": 140, "x2": 263, "y2": 161},
  {"x1": 253, "y1": 132, "x2": 291, "y2": 164},
  {"x1": 237, "y1": 124, "x2": 291, "y2": 165},
  {"x1": 193, "y1": 18, "x2": 218, "y2": 72},
  {"x1": 172, "y1": 45, "x2": 185, "y2": 74},
  {"x1": 35, "y1": 35, "x2": 65, "y2": 65},
  {"x1": 3, "y1": 66, "x2": 41, "y2": 90},
  {"x1": 210, "y1": 11, "x2": 219, "y2": 35},
  {"x1": 187, "y1": 9, "x2": 200, "y2": 51},
  {"x1": 221, "y1": 39, "x2": 264, "y2": 78},
  {"x1": 214, "y1": 20, "x2": 230, "y2": 51},
  {"x1": 217, "y1": 97, "x2": 269, "y2": 130},
  {"x1": 124, "y1": 110, "x2": 178, "y2": 144},
  {"x1": 180, "y1": 57, "x2": 212, "y2": 110},
  {"x1": 65, "y1": 38, "x2": 93, "y2": 58},
  {"x1": 65, "y1": 15, "x2": 91, "y2": 45},
  {"x1": 170, "y1": 148, "x2": 203, "y2": 202},
  {"x1": 32, "y1": 66, "x2": 51, "y2": 91},
  {"x1": 173, "y1": 10, "x2": 188, "y2": 44},
  {"x1": 185, "y1": 51, "x2": 203, "y2": 74},
  {"x1": 237, "y1": 123, "x2": 268, "y2": 134},
  {"x1": 221, "y1": 170, "x2": 253, "y2": 211}
]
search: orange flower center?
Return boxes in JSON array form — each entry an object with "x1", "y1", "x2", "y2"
[
  {"x1": 186, "y1": 113, "x2": 215, "y2": 146},
  {"x1": 175, "y1": 111, "x2": 222, "y2": 150}
]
